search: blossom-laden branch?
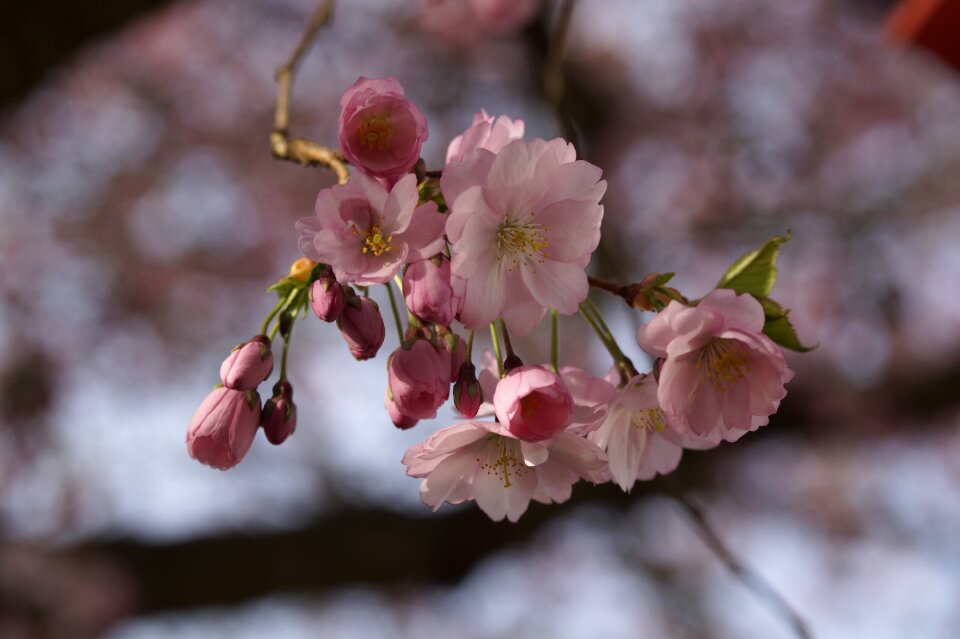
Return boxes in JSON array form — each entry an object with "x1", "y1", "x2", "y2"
[{"x1": 270, "y1": 0, "x2": 349, "y2": 184}]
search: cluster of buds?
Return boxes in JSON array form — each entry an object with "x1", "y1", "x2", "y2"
[{"x1": 187, "y1": 76, "x2": 812, "y2": 522}]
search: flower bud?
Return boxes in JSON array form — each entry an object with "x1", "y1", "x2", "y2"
[
  {"x1": 310, "y1": 271, "x2": 345, "y2": 322},
  {"x1": 385, "y1": 389, "x2": 418, "y2": 430},
  {"x1": 403, "y1": 255, "x2": 457, "y2": 326},
  {"x1": 493, "y1": 365, "x2": 573, "y2": 441},
  {"x1": 387, "y1": 340, "x2": 451, "y2": 420},
  {"x1": 219, "y1": 335, "x2": 273, "y2": 390},
  {"x1": 262, "y1": 380, "x2": 297, "y2": 445},
  {"x1": 338, "y1": 296, "x2": 385, "y2": 360},
  {"x1": 453, "y1": 362, "x2": 483, "y2": 418},
  {"x1": 186, "y1": 386, "x2": 261, "y2": 470},
  {"x1": 288, "y1": 257, "x2": 317, "y2": 283}
]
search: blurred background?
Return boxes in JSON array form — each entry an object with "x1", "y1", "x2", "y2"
[{"x1": 2, "y1": 0, "x2": 960, "y2": 637}]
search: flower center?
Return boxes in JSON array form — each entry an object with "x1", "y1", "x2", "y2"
[
  {"x1": 361, "y1": 225, "x2": 392, "y2": 256},
  {"x1": 496, "y1": 219, "x2": 548, "y2": 270},
  {"x1": 630, "y1": 408, "x2": 667, "y2": 432},
  {"x1": 356, "y1": 113, "x2": 392, "y2": 151},
  {"x1": 697, "y1": 338, "x2": 749, "y2": 390},
  {"x1": 477, "y1": 436, "x2": 530, "y2": 488}
]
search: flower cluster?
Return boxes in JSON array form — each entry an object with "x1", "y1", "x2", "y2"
[{"x1": 187, "y1": 76, "x2": 809, "y2": 522}]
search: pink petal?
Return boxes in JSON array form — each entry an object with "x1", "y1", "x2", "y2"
[{"x1": 520, "y1": 259, "x2": 588, "y2": 314}]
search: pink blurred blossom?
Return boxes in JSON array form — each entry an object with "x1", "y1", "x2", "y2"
[
  {"x1": 387, "y1": 339, "x2": 451, "y2": 420},
  {"x1": 403, "y1": 255, "x2": 458, "y2": 326},
  {"x1": 338, "y1": 76, "x2": 428, "y2": 180},
  {"x1": 219, "y1": 335, "x2": 272, "y2": 391},
  {"x1": 442, "y1": 138, "x2": 606, "y2": 335},
  {"x1": 420, "y1": 0, "x2": 540, "y2": 45},
  {"x1": 403, "y1": 419, "x2": 605, "y2": 522},
  {"x1": 337, "y1": 296, "x2": 386, "y2": 360},
  {"x1": 446, "y1": 110, "x2": 525, "y2": 164},
  {"x1": 296, "y1": 172, "x2": 445, "y2": 286},
  {"x1": 588, "y1": 375, "x2": 683, "y2": 491},
  {"x1": 637, "y1": 289, "x2": 794, "y2": 443},
  {"x1": 186, "y1": 387, "x2": 261, "y2": 470},
  {"x1": 493, "y1": 365, "x2": 574, "y2": 441}
]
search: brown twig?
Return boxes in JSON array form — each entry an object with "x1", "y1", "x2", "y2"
[
  {"x1": 270, "y1": 0, "x2": 349, "y2": 184},
  {"x1": 675, "y1": 494, "x2": 814, "y2": 639}
]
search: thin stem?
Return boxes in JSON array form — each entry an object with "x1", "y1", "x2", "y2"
[
  {"x1": 280, "y1": 320, "x2": 294, "y2": 380},
  {"x1": 490, "y1": 323, "x2": 504, "y2": 378},
  {"x1": 579, "y1": 303, "x2": 637, "y2": 382},
  {"x1": 550, "y1": 309, "x2": 559, "y2": 373},
  {"x1": 259, "y1": 295, "x2": 288, "y2": 336},
  {"x1": 466, "y1": 329, "x2": 476, "y2": 361},
  {"x1": 385, "y1": 283, "x2": 404, "y2": 343},
  {"x1": 585, "y1": 298, "x2": 616, "y2": 343},
  {"x1": 498, "y1": 318, "x2": 516, "y2": 360},
  {"x1": 675, "y1": 495, "x2": 814, "y2": 639}
]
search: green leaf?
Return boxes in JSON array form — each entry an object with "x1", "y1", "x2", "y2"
[
  {"x1": 717, "y1": 232, "x2": 791, "y2": 297},
  {"x1": 762, "y1": 312, "x2": 817, "y2": 353}
]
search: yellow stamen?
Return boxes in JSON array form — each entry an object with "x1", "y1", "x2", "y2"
[
  {"x1": 496, "y1": 218, "x2": 549, "y2": 271},
  {"x1": 697, "y1": 339, "x2": 750, "y2": 391},
  {"x1": 631, "y1": 408, "x2": 667, "y2": 433},
  {"x1": 477, "y1": 436, "x2": 530, "y2": 489},
  {"x1": 356, "y1": 113, "x2": 392, "y2": 151},
  {"x1": 360, "y1": 224, "x2": 393, "y2": 256}
]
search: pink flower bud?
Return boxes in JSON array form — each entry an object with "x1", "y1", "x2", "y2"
[
  {"x1": 453, "y1": 362, "x2": 483, "y2": 418},
  {"x1": 385, "y1": 389, "x2": 419, "y2": 430},
  {"x1": 337, "y1": 296, "x2": 385, "y2": 360},
  {"x1": 471, "y1": 0, "x2": 540, "y2": 34},
  {"x1": 338, "y1": 76, "x2": 428, "y2": 181},
  {"x1": 309, "y1": 271, "x2": 345, "y2": 322},
  {"x1": 262, "y1": 380, "x2": 297, "y2": 445},
  {"x1": 493, "y1": 365, "x2": 574, "y2": 441},
  {"x1": 186, "y1": 386, "x2": 261, "y2": 470},
  {"x1": 219, "y1": 335, "x2": 273, "y2": 390},
  {"x1": 403, "y1": 255, "x2": 458, "y2": 326},
  {"x1": 387, "y1": 340, "x2": 451, "y2": 420}
]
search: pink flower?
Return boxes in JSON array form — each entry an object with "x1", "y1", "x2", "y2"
[
  {"x1": 403, "y1": 420, "x2": 606, "y2": 522},
  {"x1": 493, "y1": 365, "x2": 574, "y2": 441},
  {"x1": 636, "y1": 289, "x2": 794, "y2": 442},
  {"x1": 403, "y1": 255, "x2": 458, "y2": 326},
  {"x1": 186, "y1": 387, "x2": 261, "y2": 470},
  {"x1": 262, "y1": 380, "x2": 297, "y2": 445},
  {"x1": 588, "y1": 375, "x2": 683, "y2": 492},
  {"x1": 309, "y1": 270, "x2": 345, "y2": 322},
  {"x1": 385, "y1": 389, "x2": 419, "y2": 430},
  {"x1": 219, "y1": 335, "x2": 273, "y2": 391},
  {"x1": 338, "y1": 76, "x2": 428, "y2": 180},
  {"x1": 338, "y1": 296, "x2": 386, "y2": 360},
  {"x1": 445, "y1": 110, "x2": 525, "y2": 164},
  {"x1": 296, "y1": 172, "x2": 445, "y2": 286},
  {"x1": 420, "y1": 0, "x2": 540, "y2": 44},
  {"x1": 387, "y1": 340, "x2": 451, "y2": 420},
  {"x1": 442, "y1": 138, "x2": 606, "y2": 336},
  {"x1": 558, "y1": 365, "x2": 617, "y2": 435}
]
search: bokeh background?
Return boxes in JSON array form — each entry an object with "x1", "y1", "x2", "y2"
[{"x1": 2, "y1": 0, "x2": 960, "y2": 637}]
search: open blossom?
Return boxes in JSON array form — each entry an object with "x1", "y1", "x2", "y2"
[
  {"x1": 186, "y1": 387, "x2": 261, "y2": 470},
  {"x1": 493, "y1": 365, "x2": 573, "y2": 441},
  {"x1": 636, "y1": 288, "x2": 794, "y2": 442},
  {"x1": 588, "y1": 375, "x2": 683, "y2": 492},
  {"x1": 296, "y1": 172, "x2": 445, "y2": 286},
  {"x1": 338, "y1": 76, "x2": 428, "y2": 180},
  {"x1": 445, "y1": 110, "x2": 525, "y2": 164},
  {"x1": 442, "y1": 138, "x2": 606, "y2": 336},
  {"x1": 403, "y1": 420, "x2": 605, "y2": 522},
  {"x1": 387, "y1": 339, "x2": 451, "y2": 420}
]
